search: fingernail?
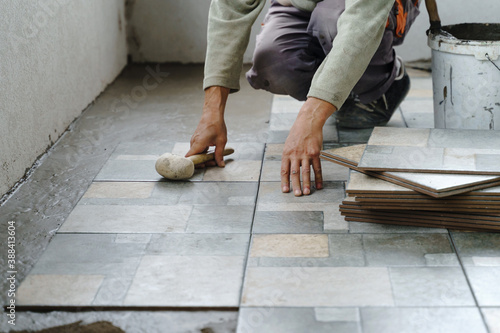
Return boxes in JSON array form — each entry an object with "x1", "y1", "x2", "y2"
[
  {"x1": 303, "y1": 187, "x2": 310, "y2": 195},
  {"x1": 282, "y1": 186, "x2": 289, "y2": 193},
  {"x1": 220, "y1": 161, "x2": 225, "y2": 167},
  {"x1": 294, "y1": 189, "x2": 302, "y2": 196},
  {"x1": 316, "y1": 183, "x2": 323, "y2": 190}
]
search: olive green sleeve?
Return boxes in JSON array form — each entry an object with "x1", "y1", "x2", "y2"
[
  {"x1": 203, "y1": 0, "x2": 266, "y2": 93},
  {"x1": 307, "y1": 0, "x2": 394, "y2": 109}
]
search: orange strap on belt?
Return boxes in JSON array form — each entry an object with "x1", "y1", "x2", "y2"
[{"x1": 386, "y1": 0, "x2": 419, "y2": 37}]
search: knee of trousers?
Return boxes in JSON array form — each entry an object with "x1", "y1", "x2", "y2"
[{"x1": 246, "y1": 46, "x2": 314, "y2": 101}]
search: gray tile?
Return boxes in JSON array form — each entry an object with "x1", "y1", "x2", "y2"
[
  {"x1": 385, "y1": 108, "x2": 407, "y2": 128},
  {"x1": 95, "y1": 159, "x2": 165, "y2": 181},
  {"x1": 348, "y1": 221, "x2": 447, "y2": 233},
  {"x1": 389, "y1": 267, "x2": 475, "y2": 306},
  {"x1": 266, "y1": 130, "x2": 290, "y2": 144},
  {"x1": 237, "y1": 307, "x2": 360, "y2": 333},
  {"x1": 124, "y1": 255, "x2": 245, "y2": 306},
  {"x1": 452, "y1": 232, "x2": 500, "y2": 266},
  {"x1": 252, "y1": 211, "x2": 324, "y2": 234},
  {"x1": 363, "y1": 234, "x2": 454, "y2": 266},
  {"x1": 59, "y1": 204, "x2": 191, "y2": 233},
  {"x1": 403, "y1": 112, "x2": 434, "y2": 128},
  {"x1": 249, "y1": 234, "x2": 365, "y2": 267},
  {"x1": 400, "y1": 99, "x2": 434, "y2": 115},
  {"x1": 338, "y1": 128, "x2": 373, "y2": 143},
  {"x1": 464, "y1": 267, "x2": 500, "y2": 306},
  {"x1": 186, "y1": 205, "x2": 255, "y2": 233},
  {"x1": 242, "y1": 267, "x2": 394, "y2": 306},
  {"x1": 108, "y1": 141, "x2": 176, "y2": 156},
  {"x1": 482, "y1": 308, "x2": 500, "y2": 333},
  {"x1": 361, "y1": 307, "x2": 487, "y2": 333},
  {"x1": 257, "y1": 182, "x2": 344, "y2": 204},
  {"x1": 250, "y1": 234, "x2": 329, "y2": 258},
  {"x1": 147, "y1": 233, "x2": 250, "y2": 256},
  {"x1": 271, "y1": 95, "x2": 304, "y2": 114}
]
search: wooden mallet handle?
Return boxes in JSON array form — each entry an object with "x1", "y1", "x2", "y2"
[{"x1": 187, "y1": 148, "x2": 235, "y2": 165}]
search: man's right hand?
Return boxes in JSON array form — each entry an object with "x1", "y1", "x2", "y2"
[{"x1": 186, "y1": 86, "x2": 230, "y2": 167}]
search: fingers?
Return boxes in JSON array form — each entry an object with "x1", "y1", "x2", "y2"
[
  {"x1": 290, "y1": 161, "x2": 302, "y2": 197},
  {"x1": 185, "y1": 142, "x2": 207, "y2": 158},
  {"x1": 312, "y1": 158, "x2": 323, "y2": 190},
  {"x1": 214, "y1": 142, "x2": 226, "y2": 167},
  {"x1": 302, "y1": 159, "x2": 311, "y2": 195}
]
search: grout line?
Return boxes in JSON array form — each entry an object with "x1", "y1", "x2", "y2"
[
  {"x1": 448, "y1": 231, "x2": 491, "y2": 333},
  {"x1": 398, "y1": 107, "x2": 409, "y2": 128}
]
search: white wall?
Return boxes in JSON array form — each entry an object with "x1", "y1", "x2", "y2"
[
  {"x1": 127, "y1": 0, "x2": 270, "y2": 63},
  {"x1": 0, "y1": 0, "x2": 127, "y2": 197},
  {"x1": 128, "y1": 0, "x2": 500, "y2": 63},
  {"x1": 397, "y1": 0, "x2": 500, "y2": 61}
]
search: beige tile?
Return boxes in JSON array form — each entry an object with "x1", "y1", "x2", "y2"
[
  {"x1": 271, "y1": 95, "x2": 304, "y2": 114},
  {"x1": 171, "y1": 142, "x2": 191, "y2": 156},
  {"x1": 314, "y1": 307, "x2": 360, "y2": 322},
  {"x1": 472, "y1": 257, "x2": 500, "y2": 266},
  {"x1": 251, "y1": 234, "x2": 329, "y2": 258},
  {"x1": 367, "y1": 127, "x2": 430, "y2": 147},
  {"x1": 59, "y1": 205, "x2": 191, "y2": 233},
  {"x1": 124, "y1": 255, "x2": 245, "y2": 306},
  {"x1": 407, "y1": 89, "x2": 433, "y2": 98},
  {"x1": 265, "y1": 143, "x2": 285, "y2": 156},
  {"x1": 17, "y1": 275, "x2": 104, "y2": 306},
  {"x1": 83, "y1": 182, "x2": 154, "y2": 199},
  {"x1": 203, "y1": 160, "x2": 261, "y2": 182},
  {"x1": 242, "y1": 267, "x2": 394, "y2": 307}
]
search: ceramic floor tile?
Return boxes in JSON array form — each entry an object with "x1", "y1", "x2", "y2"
[
  {"x1": 260, "y1": 159, "x2": 348, "y2": 182},
  {"x1": 59, "y1": 204, "x2": 191, "y2": 233},
  {"x1": 83, "y1": 182, "x2": 155, "y2": 198},
  {"x1": 186, "y1": 205, "x2": 255, "y2": 233},
  {"x1": 242, "y1": 267, "x2": 394, "y2": 307},
  {"x1": 96, "y1": 142, "x2": 264, "y2": 182},
  {"x1": 271, "y1": 95, "x2": 304, "y2": 114},
  {"x1": 385, "y1": 108, "x2": 406, "y2": 128},
  {"x1": 252, "y1": 211, "x2": 324, "y2": 234},
  {"x1": 124, "y1": 255, "x2": 245, "y2": 306},
  {"x1": 203, "y1": 160, "x2": 262, "y2": 182},
  {"x1": 400, "y1": 99, "x2": 434, "y2": 115},
  {"x1": 17, "y1": 275, "x2": 104, "y2": 306},
  {"x1": 257, "y1": 182, "x2": 344, "y2": 204},
  {"x1": 146, "y1": 233, "x2": 250, "y2": 256},
  {"x1": 248, "y1": 234, "x2": 365, "y2": 268},
  {"x1": 361, "y1": 307, "x2": 488, "y2": 333},
  {"x1": 464, "y1": 267, "x2": 500, "y2": 306},
  {"x1": 338, "y1": 128, "x2": 373, "y2": 143},
  {"x1": 348, "y1": 221, "x2": 447, "y2": 233},
  {"x1": 237, "y1": 307, "x2": 360, "y2": 333},
  {"x1": 362, "y1": 234, "x2": 455, "y2": 266},
  {"x1": 250, "y1": 234, "x2": 329, "y2": 258},
  {"x1": 451, "y1": 232, "x2": 500, "y2": 266},
  {"x1": 482, "y1": 308, "x2": 500, "y2": 333},
  {"x1": 389, "y1": 267, "x2": 475, "y2": 306},
  {"x1": 403, "y1": 112, "x2": 434, "y2": 128}
]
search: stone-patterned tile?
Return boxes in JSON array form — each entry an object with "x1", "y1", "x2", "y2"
[
  {"x1": 482, "y1": 308, "x2": 500, "y2": 333},
  {"x1": 451, "y1": 232, "x2": 500, "y2": 266},
  {"x1": 361, "y1": 307, "x2": 487, "y2": 333},
  {"x1": 248, "y1": 234, "x2": 365, "y2": 268},
  {"x1": 252, "y1": 211, "x2": 324, "y2": 234},
  {"x1": 237, "y1": 307, "x2": 360, "y2": 333},
  {"x1": 17, "y1": 275, "x2": 104, "y2": 306},
  {"x1": 59, "y1": 205, "x2": 191, "y2": 233},
  {"x1": 83, "y1": 182, "x2": 155, "y2": 198},
  {"x1": 250, "y1": 234, "x2": 329, "y2": 258},
  {"x1": 348, "y1": 221, "x2": 447, "y2": 234},
  {"x1": 362, "y1": 234, "x2": 455, "y2": 266},
  {"x1": 464, "y1": 267, "x2": 500, "y2": 306},
  {"x1": 146, "y1": 234, "x2": 250, "y2": 256},
  {"x1": 124, "y1": 255, "x2": 245, "y2": 306},
  {"x1": 404, "y1": 112, "x2": 434, "y2": 128},
  {"x1": 203, "y1": 160, "x2": 262, "y2": 182},
  {"x1": 389, "y1": 267, "x2": 475, "y2": 306},
  {"x1": 186, "y1": 205, "x2": 254, "y2": 233},
  {"x1": 241, "y1": 267, "x2": 394, "y2": 307},
  {"x1": 95, "y1": 142, "x2": 264, "y2": 182},
  {"x1": 338, "y1": 128, "x2": 373, "y2": 143}
]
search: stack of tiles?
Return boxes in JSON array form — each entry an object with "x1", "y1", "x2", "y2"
[{"x1": 321, "y1": 127, "x2": 500, "y2": 232}]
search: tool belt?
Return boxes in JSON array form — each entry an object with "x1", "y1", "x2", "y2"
[{"x1": 386, "y1": 0, "x2": 421, "y2": 45}]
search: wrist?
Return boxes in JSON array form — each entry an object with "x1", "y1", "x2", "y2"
[
  {"x1": 204, "y1": 86, "x2": 230, "y2": 117},
  {"x1": 299, "y1": 97, "x2": 337, "y2": 127}
]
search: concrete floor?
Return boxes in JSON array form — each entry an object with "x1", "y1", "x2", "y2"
[{"x1": 1, "y1": 64, "x2": 500, "y2": 333}]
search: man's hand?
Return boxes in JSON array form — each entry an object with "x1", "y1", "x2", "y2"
[
  {"x1": 186, "y1": 86, "x2": 230, "y2": 167},
  {"x1": 281, "y1": 97, "x2": 337, "y2": 196}
]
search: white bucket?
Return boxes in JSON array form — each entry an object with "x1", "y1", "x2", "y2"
[{"x1": 428, "y1": 23, "x2": 500, "y2": 129}]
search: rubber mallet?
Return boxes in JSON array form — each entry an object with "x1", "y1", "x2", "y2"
[{"x1": 155, "y1": 147, "x2": 235, "y2": 180}]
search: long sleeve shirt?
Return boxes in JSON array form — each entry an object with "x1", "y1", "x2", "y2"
[{"x1": 203, "y1": 0, "x2": 394, "y2": 109}]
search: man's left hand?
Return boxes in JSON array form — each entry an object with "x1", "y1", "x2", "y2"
[{"x1": 281, "y1": 97, "x2": 337, "y2": 196}]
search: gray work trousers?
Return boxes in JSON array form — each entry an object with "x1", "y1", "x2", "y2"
[{"x1": 246, "y1": 0, "x2": 420, "y2": 104}]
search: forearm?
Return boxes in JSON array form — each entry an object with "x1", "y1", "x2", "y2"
[
  {"x1": 204, "y1": 0, "x2": 266, "y2": 92},
  {"x1": 307, "y1": 0, "x2": 394, "y2": 109}
]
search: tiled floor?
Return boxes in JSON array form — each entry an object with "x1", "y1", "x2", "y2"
[{"x1": 2, "y1": 65, "x2": 500, "y2": 332}]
